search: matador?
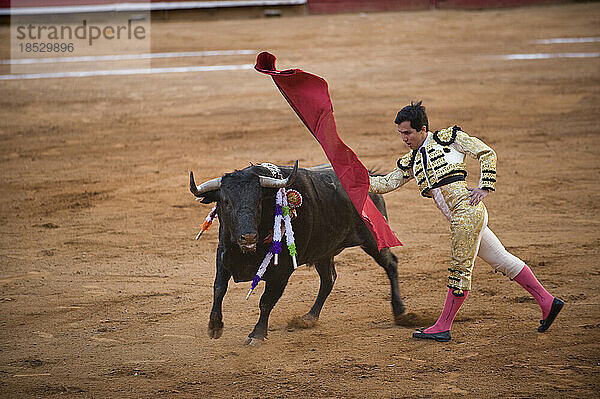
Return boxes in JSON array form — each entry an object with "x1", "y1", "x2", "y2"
[{"x1": 369, "y1": 101, "x2": 564, "y2": 342}]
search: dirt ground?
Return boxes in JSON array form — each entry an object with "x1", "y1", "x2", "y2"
[{"x1": 1, "y1": 3, "x2": 599, "y2": 398}]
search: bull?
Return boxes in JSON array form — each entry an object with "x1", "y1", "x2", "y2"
[{"x1": 190, "y1": 161, "x2": 405, "y2": 345}]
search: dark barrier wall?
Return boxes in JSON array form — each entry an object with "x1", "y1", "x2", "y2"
[
  {"x1": 308, "y1": 0, "x2": 432, "y2": 13},
  {"x1": 307, "y1": 0, "x2": 569, "y2": 13},
  {"x1": 436, "y1": 0, "x2": 564, "y2": 8}
]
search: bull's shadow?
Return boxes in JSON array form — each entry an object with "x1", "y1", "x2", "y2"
[{"x1": 190, "y1": 161, "x2": 405, "y2": 346}]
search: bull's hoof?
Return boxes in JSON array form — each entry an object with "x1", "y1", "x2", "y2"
[
  {"x1": 288, "y1": 313, "x2": 319, "y2": 329},
  {"x1": 243, "y1": 336, "x2": 265, "y2": 346},
  {"x1": 208, "y1": 320, "x2": 224, "y2": 339},
  {"x1": 394, "y1": 303, "x2": 406, "y2": 316}
]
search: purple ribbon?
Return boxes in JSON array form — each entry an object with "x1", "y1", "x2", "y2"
[
  {"x1": 251, "y1": 274, "x2": 261, "y2": 290},
  {"x1": 270, "y1": 241, "x2": 282, "y2": 254}
]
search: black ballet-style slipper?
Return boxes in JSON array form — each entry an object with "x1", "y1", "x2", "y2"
[
  {"x1": 538, "y1": 297, "x2": 564, "y2": 333},
  {"x1": 412, "y1": 329, "x2": 451, "y2": 342}
]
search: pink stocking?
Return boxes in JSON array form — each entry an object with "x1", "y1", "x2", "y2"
[
  {"x1": 424, "y1": 288, "x2": 468, "y2": 333},
  {"x1": 513, "y1": 265, "x2": 554, "y2": 319}
]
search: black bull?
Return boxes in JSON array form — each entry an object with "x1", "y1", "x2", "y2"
[{"x1": 190, "y1": 162, "x2": 405, "y2": 345}]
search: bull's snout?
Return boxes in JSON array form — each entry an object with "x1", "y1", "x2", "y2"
[{"x1": 238, "y1": 233, "x2": 258, "y2": 253}]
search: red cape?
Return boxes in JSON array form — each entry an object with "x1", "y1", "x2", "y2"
[{"x1": 255, "y1": 52, "x2": 402, "y2": 250}]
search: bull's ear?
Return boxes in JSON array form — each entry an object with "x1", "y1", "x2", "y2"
[{"x1": 197, "y1": 190, "x2": 219, "y2": 204}]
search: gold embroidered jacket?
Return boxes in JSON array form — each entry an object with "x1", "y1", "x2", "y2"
[{"x1": 369, "y1": 126, "x2": 497, "y2": 197}]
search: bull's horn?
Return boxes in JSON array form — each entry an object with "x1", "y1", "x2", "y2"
[
  {"x1": 259, "y1": 160, "x2": 299, "y2": 188},
  {"x1": 190, "y1": 171, "x2": 221, "y2": 197}
]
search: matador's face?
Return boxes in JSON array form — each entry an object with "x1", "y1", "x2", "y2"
[{"x1": 397, "y1": 121, "x2": 428, "y2": 150}]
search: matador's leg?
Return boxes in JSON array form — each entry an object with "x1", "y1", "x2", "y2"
[
  {"x1": 446, "y1": 205, "x2": 487, "y2": 294},
  {"x1": 478, "y1": 227, "x2": 564, "y2": 332},
  {"x1": 478, "y1": 227, "x2": 524, "y2": 278},
  {"x1": 414, "y1": 204, "x2": 486, "y2": 341}
]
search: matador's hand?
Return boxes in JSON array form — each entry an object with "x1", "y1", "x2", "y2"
[{"x1": 467, "y1": 187, "x2": 489, "y2": 206}]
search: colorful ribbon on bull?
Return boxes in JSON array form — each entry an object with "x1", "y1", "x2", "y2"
[
  {"x1": 246, "y1": 186, "x2": 298, "y2": 300},
  {"x1": 195, "y1": 204, "x2": 218, "y2": 240}
]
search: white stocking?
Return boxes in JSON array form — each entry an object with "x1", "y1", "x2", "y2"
[{"x1": 477, "y1": 227, "x2": 525, "y2": 279}]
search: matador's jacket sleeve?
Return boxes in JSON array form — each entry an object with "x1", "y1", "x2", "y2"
[
  {"x1": 452, "y1": 129, "x2": 497, "y2": 191},
  {"x1": 368, "y1": 151, "x2": 414, "y2": 194}
]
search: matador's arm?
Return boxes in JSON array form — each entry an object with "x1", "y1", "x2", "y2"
[
  {"x1": 369, "y1": 167, "x2": 413, "y2": 194},
  {"x1": 453, "y1": 131, "x2": 497, "y2": 191}
]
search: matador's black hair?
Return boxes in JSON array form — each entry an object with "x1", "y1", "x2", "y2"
[{"x1": 394, "y1": 101, "x2": 429, "y2": 132}]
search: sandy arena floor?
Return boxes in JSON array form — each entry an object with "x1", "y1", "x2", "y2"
[{"x1": 1, "y1": 3, "x2": 599, "y2": 398}]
